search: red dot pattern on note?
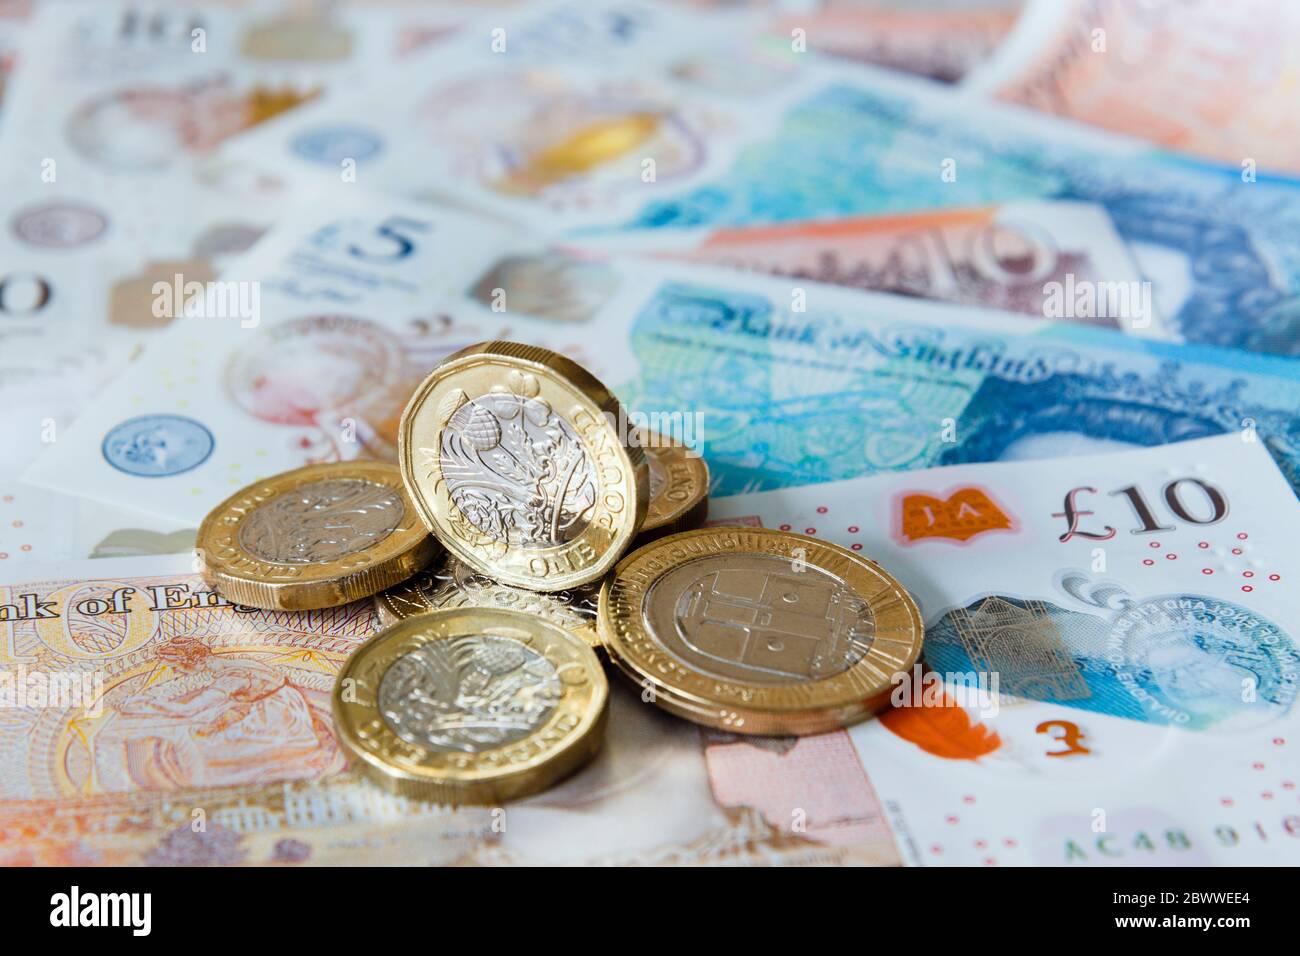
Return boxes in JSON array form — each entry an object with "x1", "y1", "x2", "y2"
[{"x1": 1147, "y1": 533, "x2": 1279, "y2": 592}]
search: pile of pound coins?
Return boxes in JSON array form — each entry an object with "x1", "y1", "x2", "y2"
[{"x1": 196, "y1": 341, "x2": 924, "y2": 805}]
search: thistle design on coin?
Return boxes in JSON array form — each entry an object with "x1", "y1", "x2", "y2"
[
  {"x1": 438, "y1": 370, "x2": 598, "y2": 550},
  {"x1": 197, "y1": 461, "x2": 439, "y2": 611},
  {"x1": 400, "y1": 341, "x2": 648, "y2": 591}
]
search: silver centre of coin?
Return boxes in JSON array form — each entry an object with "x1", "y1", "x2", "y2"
[
  {"x1": 643, "y1": 554, "x2": 875, "y2": 685},
  {"x1": 440, "y1": 391, "x2": 597, "y2": 547},
  {"x1": 238, "y1": 478, "x2": 404, "y2": 565},
  {"x1": 378, "y1": 635, "x2": 562, "y2": 753}
]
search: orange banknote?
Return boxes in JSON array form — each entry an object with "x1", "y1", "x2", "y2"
[
  {"x1": 0, "y1": 556, "x2": 899, "y2": 865},
  {"x1": 766, "y1": 1, "x2": 1021, "y2": 83},
  {"x1": 967, "y1": 0, "x2": 1300, "y2": 173}
]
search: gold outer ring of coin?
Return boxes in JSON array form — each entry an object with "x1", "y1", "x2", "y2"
[
  {"x1": 373, "y1": 555, "x2": 604, "y2": 650},
  {"x1": 398, "y1": 340, "x2": 648, "y2": 592},
  {"x1": 196, "y1": 461, "x2": 440, "y2": 611},
  {"x1": 333, "y1": 608, "x2": 608, "y2": 805},
  {"x1": 598, "y1": 527, "x2": 924, "y2": 737},
  {"x1": 634, "y1": 428, "x2": 709, "y2": 543}
]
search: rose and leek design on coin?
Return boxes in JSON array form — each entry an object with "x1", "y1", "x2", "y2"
[
  {"x1": 401, "y1": 342, "x2": 647, "y2": 591},
  {"x1": 198, "y1": 461, "x2": 437, "y2": 610}
]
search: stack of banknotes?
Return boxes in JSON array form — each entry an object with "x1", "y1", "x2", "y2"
[{"x1": 1, "y1": 0, "x2": 1297, "y2": 867}]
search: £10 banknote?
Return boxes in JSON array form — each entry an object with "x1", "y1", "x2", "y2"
[{"x1": 711, "y1": 434, "x2": 1300, "y2": 866}]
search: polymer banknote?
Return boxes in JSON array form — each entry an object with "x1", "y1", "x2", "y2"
[
  {"x1": 710, "y1": 434, "x2": 1300, "y2": 865},
  {"x1": 22, "y1": 197, "x2": 1300, "y2": 521},
  {"x1": 615, "y1": 60, "x2": 1300, "y2": 356},
  {"x1": 224, "y1": 3, "x2": 1300, "y2": 357},
  {"x1": 0, "y1": 0, "x2": 25, "y2": 117},
  {"x1": 583, "y1": 199, "x2": 1166, "y2": 332},
  {"x1": 12, "y1": 196, "x2": 1013, "y2": 522},
  {"x1": 218, "y1": 0, "x2": 799, "y2": 233},
  {"x1": 0, "y1": 0, "x2": 485, "y2": 354},
  {"x1": 0, "y1": 347, "x2": 190, "y2": 567},
  {"x1": 0, "y1": 554, "x2": 896, "y2": 865}
]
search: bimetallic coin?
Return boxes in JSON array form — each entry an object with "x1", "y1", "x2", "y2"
[
  {"x1": 375, "y1": 553, "x2": 602, "y2": 648},
  {"x1": 333, "y1": 608, "x2": 608, "y2": 804},
  {"x1": 197, "y1": 461, "x2": 439, "y2": 611},
  {"x1": 399, "y1": 340, "x2": 648, "y2": 592},
  {"x1": 637, "y1": 429, "x2": 709, "y2": 542},
  {"x1": 599, "y1": 527, "x2": 924, "y2": 736}
]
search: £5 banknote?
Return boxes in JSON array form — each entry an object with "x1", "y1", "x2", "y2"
[
  {"x1": 21, "y1": 196, "x2": 1300, "y2": 520},
  {"x1": 0, "y1": 0, "x2": 487, "y2": 355}
]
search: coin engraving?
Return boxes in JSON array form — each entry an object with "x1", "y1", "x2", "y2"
[
  {"x1": 377, "y1": 635, "x2": 562, "y2": 753},
  {"x1": 384, "y1": 555, "x2": 599, "y2": 633},
  {"x1": 237, "y1": 477, "x2": 405, "y2": 565},
  {"x1": 643, "y1": 554, "x2": 874, "y2": 685},
  {"x1": 647, "y1": 449, "x2": 668, "y2": 500},
  {"x1": 440, "y1": 388, "x2": 597, "y2": 547}
]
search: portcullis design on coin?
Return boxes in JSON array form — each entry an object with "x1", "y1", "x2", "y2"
[
  {"x1": 196, "y1": 460, "x2": 439, "y2": 611},
  {"x1": 333, "y1": 608, "x2": 608, "y2": 804},
  {"x1": 598, "y1": 527, "x2": 924, "y2": 736},
  {"x1": 399, "y1": 341, "x2": 648, "y2": 591}
]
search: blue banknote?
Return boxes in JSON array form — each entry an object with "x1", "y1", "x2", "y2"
[
  {"x1": 617, "y1": 280, "x2": 1300, "y2": 496},
  {"x1": 620, "y1": 71, "x2": 1300, "y2": 357},
  {"x1": 922, "y1": 594, "x2": 1297, "y2": 732}
]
